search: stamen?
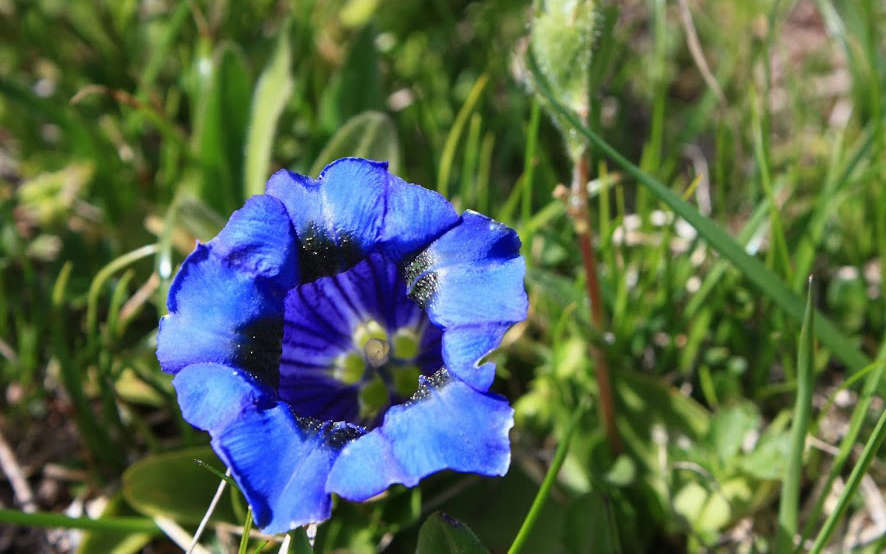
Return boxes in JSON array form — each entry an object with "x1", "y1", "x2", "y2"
[{"x1": 364, "y1": 338, "x2": 390, "y2": 368}]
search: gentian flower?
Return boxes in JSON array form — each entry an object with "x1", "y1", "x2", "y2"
[{"x1": 157, "y1": 158, "x2": 527, "y2": 533}]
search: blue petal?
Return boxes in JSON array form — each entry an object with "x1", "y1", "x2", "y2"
[
  {"x1": 157, "y1": 195, "x2": 297, "y2": 381},
  {"x1": 173, "y1": 363, "x2": 361, "y2": 533},
  {"x1": 325, "y1": 371, "x2": 513, "y2": 500},
  {"x1": 265, "y1": 158, "x2": 458, "y2": 275},
  {"x1": 405, "y1": 211, "x2": 527, "y2": 390},
  {"x1": 376, "y1": 170, "x2": 460, "y2": 261},
  {"x1": 207, "y1": 194, "x2": 298, "y2": 287},
  {"x1": 156, "y1": 246, "x2": 283, "y2": 383}
]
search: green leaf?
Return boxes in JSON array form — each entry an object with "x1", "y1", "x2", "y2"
[
  {"x1": 776, "y1": 280, "x2": 816, "y2": 553},
  {"x1": 310, "y1": 111, "x2": 400, "y2": 176},
  {"x1": 332, "y1": 26, "x2": 382, "y2": 126},
  {"x1": 707, "y1": 402, "x2": 760, "y2": 463},
  {"x1": 673, "y1": 481, "x2": 731, "y2": 534},
  {"x1": 244, "y1": 20, "x2": 295, "y2": 197},
  {"x1": 288, "y1": 527, "x2": 314, "y2": 554},
  {"x1": 417, "y1": 512, "x2": 488, "y2": 554},
  {"x1": 525, "y1": 49, "x2": 872, "y2": 374},
  {"x1": 192, "y1": 43, "x2": 252, "y2": 213},
  {"x1": 563, "y1": 492, "x2": 622, "y2": 554},
  {"x1": 122, "y1": 446, "x2": 236, "y2": 524},
  {"x1": 77, "y1": 494, "x2": 154, "y2": 554}
]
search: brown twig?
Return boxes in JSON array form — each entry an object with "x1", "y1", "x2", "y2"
[{"x1": 567, "y1": 151, "x2": 622, "y2": 454}]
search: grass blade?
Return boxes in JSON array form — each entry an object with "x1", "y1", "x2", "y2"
[
  {"x1": 436, "y1": 74, "x2": 487, "y2": 196},
  {"x1": 809, "y1": 407, "x2": 886, "y2": 553},
  {"x1": 244, "y1": 20, "x2": 294, "y2": 196},
  {"x1": 776, "y1": 278, "x2": 815, "y2": 553},
  {"x1": 509, "y1": 400, "x2": 588, "y2": 554},
  {"x1": 526, "y1": 50, "x2": 871, "y2": 373},
  {"x1": 0, "y1": 509, "x2": 158, "y2": 533},
  {"x1": 800, "y1": 346, "x2": 886, "y2": 547}
]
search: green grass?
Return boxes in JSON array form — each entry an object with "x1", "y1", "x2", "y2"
[{"x1": 1, "y1": 0, "x2": 885, "y2": 552}]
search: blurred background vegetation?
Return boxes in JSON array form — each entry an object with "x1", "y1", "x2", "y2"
[{"x1": 1, "y1": 0, "x2": 886, "y2": 552}]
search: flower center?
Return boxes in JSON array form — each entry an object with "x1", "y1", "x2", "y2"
[
  {"x1": 330, "y1": 318, "x2": 425, "y2": 421},
  {"x1": 276, "y1": 252, "x2": 443, "y2": 427}
]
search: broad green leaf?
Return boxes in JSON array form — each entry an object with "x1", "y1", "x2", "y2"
[
  {"x1": 192, "y1": 43, "x2": 251, "y2": 213},
  {"x1": 564, "y1": 493, "x2": 621, "y2": 554},
  {"x1": 320, "y1": 26, "x2": 382, "y2": 133},
  {"x1": 122, "y1": 446, "x2": 236, "y2": 524},
  {"x1": 707, "y1": 402, "x2": 760, "y2": 463},
  {"x1": 673, "y1": 481, "x2": 731, "y2": 534},
  {"x1": 739, "y1": 433, "x2": 789, "y2": 481},
  {"x1": 77, "y1": 494, "x2": 154, "y2": 554},
  {"x1": 244, "y1": 20, "x2": 294, "y2": 197},
  {"x1": 417, "y1": 512, "x2": 488, "y2": 554},
  {"x1": 310, "y1": 111, "x2": 400, "y2": 176},
  {"x1": 288, "y1": 527, "x2": 314, "y2": 554}
]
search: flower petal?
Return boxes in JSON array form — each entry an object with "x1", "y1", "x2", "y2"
[
  {"x1": 325, "y1": 371, "x2": 513, "y2": 500},
  {"x1": 404, "y1": 211, "x2": 527, "y2": 390},
  {"x1": 156, "y1": 245, "x2": 283, "y2": 384},
  {"x1": 173, "y1": 363, "x2": 362, "y2": 533},
  {"x1": 157, "y1": 195, "x2": 297, "y2": 384},
  {"x1": 207, "y1": 194, "x2": 298, "y2": 287},
  {"x1": 265, "y1": 158, "x2": 457, "y2": 278}
]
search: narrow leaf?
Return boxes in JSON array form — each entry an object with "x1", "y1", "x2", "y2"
[
  {"x1": 776, "y1": 278, "x2": 815, "y2": 553},
  {"x1": 244, "y1": 21, "x2": 294, "y2": 197},
  {"x1": 310, "y1": 111, "x2": 399, "y2": 176},
  {"x1": 526, "y1": 50, "x2": 871, "y2": 373}
]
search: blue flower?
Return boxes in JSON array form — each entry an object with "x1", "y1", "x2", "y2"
[{"x1": 157, "y1": 158, "x2": 527, "y2": 533}]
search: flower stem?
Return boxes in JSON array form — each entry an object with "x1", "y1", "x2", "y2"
[
  {"x1": 569, "y1": 150, "x2": 621, "y2": 454},
  {"x1": 508, "y1": 400, "x2": 588, "y2": 554}
]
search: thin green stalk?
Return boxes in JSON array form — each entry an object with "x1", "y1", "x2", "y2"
[
  {"x1": 508, "y1": 400, "x2": 588, "y2": 554},
  {"x1": 526, "y1": 50, "x2": 871, "y2": 373},
  {"x1": 799, "y1": 343, "x2": 886, "y2": 548},
  {"x1": 809, "y1": 407, "x2": 886, "y2": 554},
  {"x1": 51, "y1": 263, "x2": 122, "y2": 470},
  {"x1": 476, "y1": 131, "x2": 495, "y2": 215},
  {"x1": 521, "y1": 99, "x2": 541, "y2": 241},
  {"x1": 776, "y1": 279, "x2": 815, "y2": 553},
  {"x1": 238, "y1": 508, "x2": 254, "y2": 554},
  {"x1": 637, "y1": 0, "x2": 667, "y2": 223},
  {"x1": 458, "y1": 112, "x2": 482, "y2": 208},
  {"x1": 500, "y1": 99, "x2": 541, "y2": 225},
  {"x1": 751, "y1": 89, "x2": 792, "y2": 282},
  {"x1": 436, "y1": 74, "x2": 488, "y2": 196},
  {"x1": 0, "y1": 509, "x2": 158, "y2": 533},
  {"x1": 86, "y1": 244, "x2": 159, "y2": 337}
]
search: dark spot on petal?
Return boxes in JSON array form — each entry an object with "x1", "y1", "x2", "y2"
[
  {"x1": 407, "y1": 367, "x2": 449, "y2": 404},
  {"x1": 402, "y1": 249, "x2": 434, "y2": 285},
  {"x1": 323, "y1": 422, "x2": 365, "y2": 448},
  {"x1": 298, "y1": 223, "x2": 364, "y2": 282},
  {"x1": 233, "y1": 316, "x2": 283, "y2": 390},
  {"x1": 293, "y1": 415, "x2": 365, "y2": 448},
  {"x1": 408, "y1": 272, "x2": 438, "y2": 308}
]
